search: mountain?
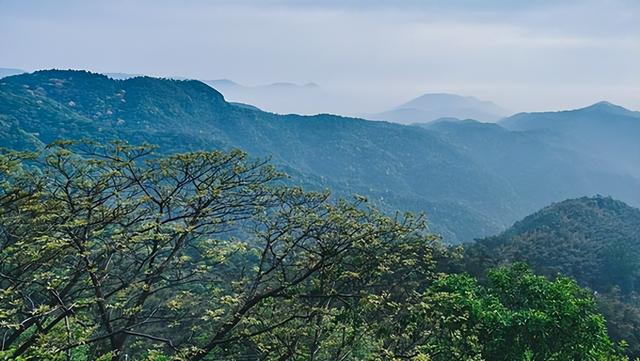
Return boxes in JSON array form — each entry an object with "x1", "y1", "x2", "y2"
[
  {"x1": 419, "y1": 119, "x2": 640, "y2": 211},
  {"x1": 206, "y1": 78, "x2": 242, "y2": 88},
  {"x1": 501, "y1": 102, "x2": 640, "y2": 178},
  {"x1": 203, "y1": 78, "x2": 326, "y2": 115},
  {"x1": 370, "y1": 93, "x2": 509, "y2": 124},
  {"x1": 0, "y1": 70, "x2": 516, "y2": 242},
  {"x1": 0, "y1": 67, "x2": 26, "y2": 78},
  {"x1": 1, "y1": 70, "x2": 638, "y2": 244},
  {"x1": 463, "y1": 196, "x2": 640, "y2": 357},
  {"x1": 466, "y1": 196, "x2": 640, "y2": 293}
]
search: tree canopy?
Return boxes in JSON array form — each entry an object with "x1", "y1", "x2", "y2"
[
  {"x1": 0, "y1": 142, "x2": 626, "y2": 360},
  {"x1": 464, "y1": 196, "x2": 640, "y2": 358}
]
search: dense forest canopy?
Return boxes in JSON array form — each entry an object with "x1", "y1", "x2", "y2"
[
  {"x1": 466, "y1": 197, "x2": 640, "y2": 295},
  {"x1": 0, "y1": 142, "x2": 627, "y2": 360},
  {"x1": 464, "y1": 196, "x2": 640, "y2": 358}
]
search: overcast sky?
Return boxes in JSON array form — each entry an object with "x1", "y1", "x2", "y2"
[{"x1": 1, "y1": 0, "x2": 639, "y2": 113}]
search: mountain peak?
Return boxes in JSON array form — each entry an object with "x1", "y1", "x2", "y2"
[
  {"x1": 592, "y1": 100, "x2": 616, "y2": 107},
  {"x1": 582, "y1": 100, "x2": 631, "y2": 113},
  {"x1": 502, "y1": 100, "x2": 639, "y2": 127},
  {"x1": 371, "y1": 93, "x2": 508, "y2": 124},
  {"x1": 207, "y1": 79, "x2": 241, "y2": 88},
  {"x1": 401, "y1": 93, "x2": 476, "y2": 108},
  {"x1": 3, "y1": 69, "x2": 227, "y2": 109}
]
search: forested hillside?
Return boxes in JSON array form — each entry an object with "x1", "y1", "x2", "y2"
[
  {"x1": 0, "y1": 70, "x2": 514, "y2": 242},
  {"x1": 501, "y1": 102, "x2": 640, "y2": 178},
  {"x1": 0, "y1": 143, "x2": 627, "y2": 360},
  {"x1": 2, "y1": 70, "x2": 639, "y2": 243},
  {"x1": 3, "y1": 0, "x2": 638, "y2": 358},
  {"x1": 1, "y1": 70, "x2": 638, "y2": 358},
  {"x1": 420, "y1": 119, "x2": 640, "y2": 209},
  {"x1": 464, "y1": 196, "x2": 640, "y2": 357}
]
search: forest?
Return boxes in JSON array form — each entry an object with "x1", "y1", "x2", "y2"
[
  {"x1": 3, "y1": 0, "x2": 640, "y2": 358},
  {"x1": 0, "y1": 141, "x2": 628, "y2": 360}
]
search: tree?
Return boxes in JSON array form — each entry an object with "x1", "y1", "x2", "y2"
[
  {"x1": 0, "y1": 141, "x2": 443, "y2": 360},
  {"x1": 0, "y1": 141, "x2": 626, "y2": 360},
  {"x1": 394, "y1": 263, "x2": 627, "y2": 361}
]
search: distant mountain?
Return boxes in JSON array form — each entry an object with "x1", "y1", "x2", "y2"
[
  {"x1": 463, "y1": 196, "x2": 640, "y2": 357},
  {"x1": 203, "y1": 79, "x2": 325, "y2": 115},
  {"x1": 419, "y1": 118, "x2": 640, "y2": 209},
  {"x1": 207, "y1": 78, "x2": 241, "y2": 88},
  {"x1": 103, "y1": 72, "x2": 142, "y2": 80},
  {"x1": 371, "y1": 93, "x2": 509, "y2": 124},
  {"x1": 1, "y1": 70, "x2": 638, "y2": 244},
  {"x1": 501, "y1": 101, "x2": 640, "y2": 178},
  {"x1": 0, "y1": 67, "x2": 26, "y2": 78},
  {"x1": 0, "y1": 70, "x2": 515, "y2": 242}
]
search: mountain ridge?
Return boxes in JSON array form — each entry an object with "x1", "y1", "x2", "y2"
[
  {"x1": 0, "y1": 70, "x2": 514, "y2": 242},
  {"x1": 1, "y1": 69, "x2": 638, "y2": 243},
  {"x1": 501, "y1": 101, "x2": 640, "y2": 178}
]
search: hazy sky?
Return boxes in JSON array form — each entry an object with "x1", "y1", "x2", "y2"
[{"x1": 1, "y1": 0, "x2": 639, "y2": 114}]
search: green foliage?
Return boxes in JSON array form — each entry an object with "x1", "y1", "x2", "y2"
[
  {"x1": 0, "y1": 142, "x2": 626, "y2": 360},
  {"x1": 401, "y1": 264, "x2": 625, "y2": 361},
  {"x1": 0, "y1": 141, "x2": 442, "y2": 360},
  {"x1": 481, "y1": 264, "x2": 623, "y2": 360},
  {"x1": 464, "y1": 196, "x2": 640, "y2": 358}
]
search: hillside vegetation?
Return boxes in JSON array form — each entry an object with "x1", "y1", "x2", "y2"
[
  {"x1": 464, "y1": 196, "x2": 640, "y2": 357},
  {"x1": 501, "y1": 102, "x2": 640, "y2": 178},
  {"x1": 0, "y1": 142, "x2": 626, "y2": 360},
  {"x1": 2, "y1": 70, "x2": 639, "y2": 243}
]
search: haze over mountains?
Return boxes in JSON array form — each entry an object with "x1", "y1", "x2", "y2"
[
  {"x1": 0, "y1": 68, "x2": 513, "y2": 120},
  {"x1": 98, "y1": 72, "x2": 326, "y2": 115},
  {"x1": 203, "y1": 79, "x2": 326, "y2": 115},
  {"x1": 98, "y1": 73, "x2": 325, "y2": 115},
  {"x1": 370, "y1": 93, "x2": 510, "y2": 124},
  {"x1": 1, "y1": 69, "x2": 638, "y2": 243}
]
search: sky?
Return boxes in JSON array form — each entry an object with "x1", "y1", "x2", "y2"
[{"x1": 1, "y1": 0, "x2": 639, "y2": 115}]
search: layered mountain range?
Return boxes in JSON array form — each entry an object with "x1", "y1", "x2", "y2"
[{"x1": 1, "y1": 70, "x2": 638, "y2": 243}]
